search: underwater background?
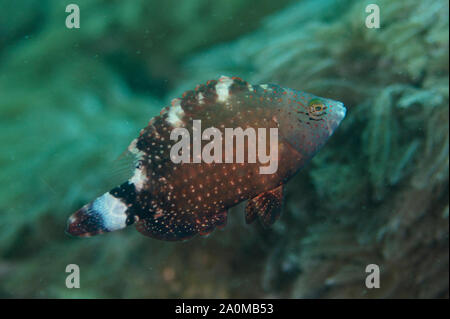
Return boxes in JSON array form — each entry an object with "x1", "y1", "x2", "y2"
[{"x1": 0, "y1": 0, "x2": 448, "y2": 298}]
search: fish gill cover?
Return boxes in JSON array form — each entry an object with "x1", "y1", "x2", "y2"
[{"x1": 0, "y1": 0, "x2": 448, "y2": 298}]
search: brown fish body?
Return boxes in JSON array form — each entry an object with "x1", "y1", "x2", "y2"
[{"x1": 67, "y1": 76, "x2": 346, "y2": 241}]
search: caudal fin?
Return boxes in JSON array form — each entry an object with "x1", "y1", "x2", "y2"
[{"x1": 66, "y1": 191, "x2": 132, "y2": 237}]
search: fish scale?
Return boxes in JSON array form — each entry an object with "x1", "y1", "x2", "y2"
[{"x1": 66, "y1": 75, "x2": 346, "y2": 241}]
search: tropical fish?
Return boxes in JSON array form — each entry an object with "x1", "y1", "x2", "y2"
[{"x1": 66, "y1": 76, "x2": 346, "y2": 241}]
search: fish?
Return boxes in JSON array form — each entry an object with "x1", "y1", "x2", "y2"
[{"x1": 66, "y1": 76, "x2": 346, "y2": 241}]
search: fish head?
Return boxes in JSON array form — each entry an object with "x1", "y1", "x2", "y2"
[{"x1": 275, "y1": 89, "x2": 346, "y2": 157}]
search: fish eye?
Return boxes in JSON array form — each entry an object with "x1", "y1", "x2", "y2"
[{"x1": 308, "y1": 99, "x2": 325, "y2": 116}]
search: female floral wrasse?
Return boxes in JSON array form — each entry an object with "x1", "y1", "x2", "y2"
[{"x1": 66, "y1": 76, "x2": 346, "y2": 241}]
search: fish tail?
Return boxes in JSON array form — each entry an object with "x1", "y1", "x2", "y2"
[{"x1": 66, "y1": 183, "x2": 136, "y2": 237}]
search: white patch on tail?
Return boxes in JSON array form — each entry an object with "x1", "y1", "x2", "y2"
[{"x1": 92, "y1": 193, "x2": 128, "y2": 231}]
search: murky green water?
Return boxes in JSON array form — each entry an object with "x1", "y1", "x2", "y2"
[{"x1": 0, "y1": 0, "x2": 448, "y2": 298}]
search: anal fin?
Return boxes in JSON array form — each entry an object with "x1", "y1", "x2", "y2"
[
  {"x1": 135, "y1": 209, "x2": 228, "y2": 241},
  {"x1": 245, "y1": 185, "x2": 284, "y2": 228}
]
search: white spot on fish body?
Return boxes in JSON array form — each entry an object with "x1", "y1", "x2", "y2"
[
  {"x1": 128, "y1": 138, "x2": 145, "y2": 159},
  {"x1": 198, "y1": 92, "x2": 205, "y2": 104},
  {"x1": 129, "y1": 167, "x2": 147, "y2": 191},
  {"x1": 167, "y1": 99, "x2": 185, "y2": 127},
  {"x1": 216, "y1": 75, "x2": 233, "y2": 103}
]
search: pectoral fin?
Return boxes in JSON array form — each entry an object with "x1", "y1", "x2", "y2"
[{"x1": 245, "y1": 185, "x2": 284, "y2": 228}]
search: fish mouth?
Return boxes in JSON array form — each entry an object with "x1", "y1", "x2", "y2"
[
  {"x1": 326, "y1": 102, "x2": 346, "y2": 136},
  {"x1": 335, "y1": 102, "x2": 347, "y2": 121}
]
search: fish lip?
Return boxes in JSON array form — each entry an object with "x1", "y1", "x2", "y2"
[
  {"x1": 326, "y1": 102, "x2": 346, "y2": 136},
  {"x1": 336, "y1": 102, "x2": 347, "y2": 120}
]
